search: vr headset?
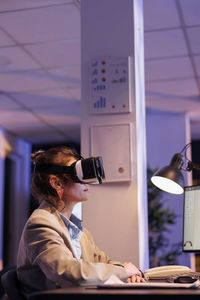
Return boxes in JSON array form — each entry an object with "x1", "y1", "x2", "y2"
[{"x1": 35, "y1": 156, "x2": 105, "y2": 184}]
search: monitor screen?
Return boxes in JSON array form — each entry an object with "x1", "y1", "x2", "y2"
[{"x1": 183, "y1": 185, "x2": 200, "y2": 252}]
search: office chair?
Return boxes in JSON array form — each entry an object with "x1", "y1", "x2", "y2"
[{"x1": 1, "y1": 267, "x2": 25, "y2": 300}]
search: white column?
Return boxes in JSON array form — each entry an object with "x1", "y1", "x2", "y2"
[{"x1": 81, "y1": 0, "x2": 148, "y2": 270}]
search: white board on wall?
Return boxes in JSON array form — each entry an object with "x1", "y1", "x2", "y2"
[
  {"x1": 90, "y1": 124, "x2": 132, "y2": 182},
  {"x1": 89, "y1": 57, "x2": 132, "y2": 115}
]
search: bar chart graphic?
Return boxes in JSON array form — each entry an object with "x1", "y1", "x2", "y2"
[
  {"x1": 93, "y1": 96, "x2": 106, "y2": 108},
  {"x1": 89, "y1": 57, "x2": 132, "y2": 114}
]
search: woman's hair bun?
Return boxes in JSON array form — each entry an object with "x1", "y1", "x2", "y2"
[{"x1": 31, "y1": 150, "x2": 45, "y2": 163}]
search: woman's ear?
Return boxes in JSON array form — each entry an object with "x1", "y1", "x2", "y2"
[
  {"x1": 49, "y1": 175, "x2": 63, "y2": 190},
  {"x1": 49, "y1": 176, "x2": 64, "y2": 203}
]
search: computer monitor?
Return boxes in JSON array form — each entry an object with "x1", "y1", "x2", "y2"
[{"x1": 183, "y1": 185, "x2": 200, "y2": 253}]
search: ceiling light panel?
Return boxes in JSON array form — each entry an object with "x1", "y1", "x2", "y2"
[
  {"x1": 0, "y1": 47, "x2": 40, "y2": 72},
  {"x1": 0, "y1": 0, "x2": 72, "y2": 12},
  {"x1": 66, "y1": 87, "x2": 80, "y2": 100},
  {"x1": 191, "y1": 55, "x2": 200, "y2": 77},
  {"x1": 146, "y1": 78, "x2": 199, "y2": 98},
  {"x1": 186, "y1": 27, "x2": 200, "y2": 54},
  {"x1": 180, "y1": 0, "x2": 200, "y2": 26},
  {"x1": 0, "y1": 109, "x2": 40, "y2": 126},
  {"x1": 0, "y1": 93, "x2": 22, "y2": 110},
  {"x1": 13, "y1": 89, "x2": 79, "y2": 109},
  {"x1": 144, "y1": 0, "x2": 180, "y2": 31},
  {"x1": 3, "y1": 120, "x2": 64, "y2": 144},
  {"x1": 33, "y1": 102, "x2": 80, "y2": 119},
  {"x1": 146, "y1": 94, "x2": 200, "y2": 113},
  {"x1": 144, "y1": 29, "x2": 188, "y2": 59},
  {"x1": 25, "y1": 39, "x2": 80, "y2": 69},
  {"x1": 145, "y1": 56, "x2": 194, "y2": 81},
  {"x1": 48, "y1": 66, "x2": 81, "y2": 87},
  {"x1": 0, "y1": 69, "x2": 59, "y2": 92},
  {"x1": 0, "y1": 4, "x2": 80, "y2": 44},
  {"x1": 0, "y1": 29, "x2": 15, "y2": 47}
]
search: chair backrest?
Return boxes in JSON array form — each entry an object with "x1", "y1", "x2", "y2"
[
  {"x1": 0, "y1": 266, "x2": 14, "y2": 298},
  {"x1": 1, "y1": 268, "x2": 25, "y2": 300}
]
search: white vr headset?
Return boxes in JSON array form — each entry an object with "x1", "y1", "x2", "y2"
[{"x1": 35, "y1": 156, "x2": 105, "y2": 184}]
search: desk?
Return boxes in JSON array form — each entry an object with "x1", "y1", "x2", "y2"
[{"x1": 28, "y1": 285, "x2": 200, "y2": 299}]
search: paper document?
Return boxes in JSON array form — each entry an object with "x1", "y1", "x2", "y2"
[{"x1": 97, "y1": 275, "x2": 200, "y2": 289}]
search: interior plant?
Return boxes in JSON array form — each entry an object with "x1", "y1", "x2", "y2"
[{"x1": 147, "y1": 167, "x2": 182, "y2": 267}]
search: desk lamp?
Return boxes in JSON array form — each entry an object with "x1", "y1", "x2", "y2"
[{"x1": 151, "y1": 143, "x2": 200, "y2": 194}]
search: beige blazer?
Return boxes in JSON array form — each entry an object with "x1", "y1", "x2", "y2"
[{"x1": 17, "y1": 201, "x2": 129, "y2": 294}]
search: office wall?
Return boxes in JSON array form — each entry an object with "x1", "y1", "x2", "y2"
[
  {"x1": 0, "y1": 128, "x2": 31, "y2": 268},
  {"x1": 146, "y1": 108, "x2": 192, "y2": 266}
]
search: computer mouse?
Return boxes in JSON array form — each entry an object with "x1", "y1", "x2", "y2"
[{"x1": 174, "y1": 276, "x2": 197, "y2": 283}]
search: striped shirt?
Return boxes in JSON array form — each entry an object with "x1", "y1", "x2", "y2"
[{"x1": 58, "y1": 212, "x2": 83, "y2": 260}]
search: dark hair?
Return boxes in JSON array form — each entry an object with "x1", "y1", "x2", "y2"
[{"x1": 31, "y1": 146, "x2": 77, "y2": 207}]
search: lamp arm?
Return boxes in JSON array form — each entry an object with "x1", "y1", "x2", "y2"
[
  {"x1": 180, "y1": 142, "x2": 191, "y2": 154},
  {"x1": 186, "y1": 161, "x2": 200, "y2": 171}
]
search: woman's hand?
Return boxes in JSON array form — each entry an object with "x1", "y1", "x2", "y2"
[
  {"x1": 122, "y1": 262, "x2": 145, "y2": 283},
  {"x1": 126, "y1": 274, "x2": 145, "y2": 283}
]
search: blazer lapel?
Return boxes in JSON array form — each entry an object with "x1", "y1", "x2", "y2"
[
  {"x1": 39, "y1": 201, "x2": 77, "y2": 258},
  {"x1": 80, "y1": 230, "x2": 94, "y2": 262}
]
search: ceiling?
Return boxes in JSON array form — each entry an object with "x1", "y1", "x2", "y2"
[
  {"x1": 0, "y1": 0, "x2": 200, "y2": 145},
  {"x1": 144, "y1": 0, "x2": 200, "y2": 140}
]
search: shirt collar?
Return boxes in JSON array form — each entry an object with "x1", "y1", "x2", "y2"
[{"x1": 58, "y1": 211, "x2": 83, "y2": 232}]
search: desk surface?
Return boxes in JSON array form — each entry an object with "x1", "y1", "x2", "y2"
[{"x1": 28, "y1": 285, "x2": 200, "y2": 299}]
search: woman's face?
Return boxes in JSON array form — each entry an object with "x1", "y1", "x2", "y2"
[{"x1": 62, "y1": 158, "x2": 89, "y2": 204}]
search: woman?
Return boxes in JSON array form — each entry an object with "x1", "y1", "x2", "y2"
[{"x1": 17, "y1": 146, "x2": 144, "y2": 295}]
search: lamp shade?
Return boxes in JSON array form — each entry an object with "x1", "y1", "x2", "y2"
[{"x1": 151, "y1": 153, "x2": 185, "y2": 194}]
